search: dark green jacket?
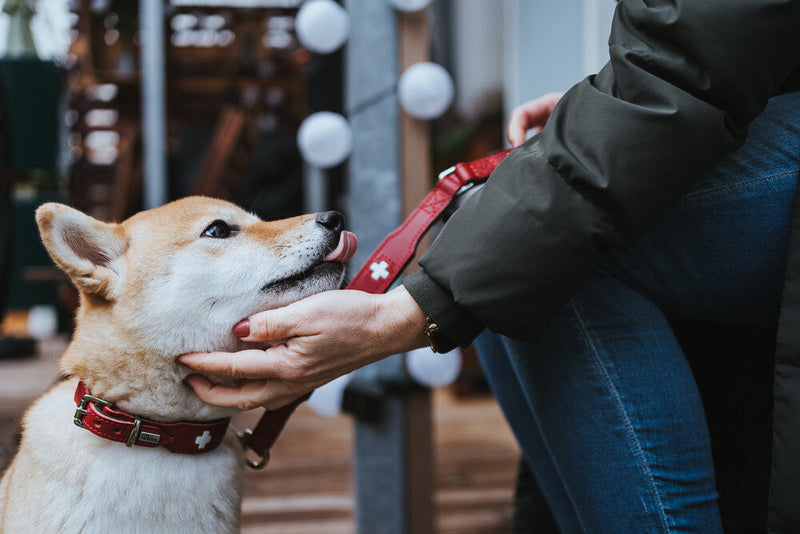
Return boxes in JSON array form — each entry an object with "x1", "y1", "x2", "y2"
[{"x1": 404, "y1": 1, "x2": 800, "y2": 531}]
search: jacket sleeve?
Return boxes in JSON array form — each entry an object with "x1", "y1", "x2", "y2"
[{"x1": 403, "y1": 0, "x2": 800, "y2": 345}]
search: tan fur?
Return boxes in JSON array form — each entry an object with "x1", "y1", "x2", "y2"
[{"x1": 0, "y1": 197, "x2": 347, "y2": 532}]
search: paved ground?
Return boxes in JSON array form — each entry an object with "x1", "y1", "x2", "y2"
[{"x1": 0, "y1": 336, "x2": 64, "y2": 473}]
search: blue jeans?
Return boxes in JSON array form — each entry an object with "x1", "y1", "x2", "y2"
[{"x1": 474, "y1": 91, "x2": 800, "y2": 533}]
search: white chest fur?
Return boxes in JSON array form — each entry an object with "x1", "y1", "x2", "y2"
[{"x1": 0, "y1": 380, "x2": 243, "y2": 533}]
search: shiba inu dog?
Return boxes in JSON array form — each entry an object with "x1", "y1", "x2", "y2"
[{"x1": 0, "y1": 196, "x2": 357, "y2": 532}]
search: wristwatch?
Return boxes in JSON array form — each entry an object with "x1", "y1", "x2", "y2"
[{"x1": 424, "y1": 316, "x2": 457, "y2": 354}]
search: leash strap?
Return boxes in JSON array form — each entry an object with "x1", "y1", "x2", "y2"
[
  {"x1": 237, "y1": 392, "x2": 311, "y2": 469},
  {"x1": 240, "y1": 148, "x2": 512, "y2": 468},
  {"x1": 347, "y1": 149, "x2": 511, "y2": 293}
]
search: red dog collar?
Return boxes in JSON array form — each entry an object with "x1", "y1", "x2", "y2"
[{"x1": 73, "y1": 381, "x2": 230, "y2": 454}]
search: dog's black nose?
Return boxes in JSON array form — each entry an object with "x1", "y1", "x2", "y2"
[{"x1": 316, "y1": 211, "x2": 344, "y2": 233}]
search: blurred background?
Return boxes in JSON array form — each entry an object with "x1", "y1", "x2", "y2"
[{"x1": 0, "y1": 1, "x2": 615, "y2": 532}]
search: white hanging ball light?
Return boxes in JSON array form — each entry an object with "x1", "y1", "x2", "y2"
[
  {"x1": 308, "y1": 373, "x2": 352, "y2": 417},
  {"x1": 295, "y1": 0, "x2": 350, "y2": 54},
  {"x1": 389, "y1": 0, "x2": 433, "y2": 12},
  {"x1": 297, "y1": 111, "x2": 353, "y2": 168},
  {"x1": 27, "y1": 305, "x2": 58, "y2": 339},
  {"x1": 398, "y1": 62, "x2": 455, "y2": 120},
  {"x1": 405, "y1": 346, "x2": 462, "y2": 388}
]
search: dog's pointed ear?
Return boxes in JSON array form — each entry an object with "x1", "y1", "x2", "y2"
[{"x1": 36, "y1": 203, "x2": 128, "y2": 300}]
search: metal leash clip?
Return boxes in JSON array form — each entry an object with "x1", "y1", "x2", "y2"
[
  {"x1": 231, "y1": 425, "x2": 269, "y2": 469},
  {"x1": 437, "y1": 165, "x2": 486, "y2": 221}
]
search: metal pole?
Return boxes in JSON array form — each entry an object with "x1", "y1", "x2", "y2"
[
  {"x1": 139, "y1": 0, "x2": 167, "y2": 209},
  {"x1": 345, "y1": 1, "x2": 434, "y2": 532},
  {"x1": 302, "y1": 164, "x2": 329, "y2": 213}
]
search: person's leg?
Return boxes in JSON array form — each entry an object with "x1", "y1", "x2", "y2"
[
  {"x1": 473, "y1": 331, "x2": 567, "y2": 533},
  {"x1": 474, "y1": 91, "x2": 800, "y2": 532},
  {"x1": 501, "y1": 275, "x2": 722, "y2": 533},
  {"x1": 600, "y1": 90, "x2": 800, "y2": 327}
]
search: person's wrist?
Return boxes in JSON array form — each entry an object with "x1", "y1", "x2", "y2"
[{"x1": 380, "y1": 286, "x2": 429, "y2": 354}]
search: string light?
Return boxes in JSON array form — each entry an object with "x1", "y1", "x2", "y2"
[
  {"x1": 297, "y1": 111, "x2": 353, "y2": 168},
  {"x1": 405, "y1": 347, "x2": 462, "y2": 388},
  {"x1": 295, "y1": 0, "x2": 350, "y2": 54},
  {"x1": 398, "y1": 62, "x2": 454, "y2": 119},
  {"x1": 388, "y1": 0, "x2": 433, "y2": 13},
  {"x1": 307, "y1": 373, "x2": 352, "y2": 417}
]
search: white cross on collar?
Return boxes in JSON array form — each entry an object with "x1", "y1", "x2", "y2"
[{"x1": 195, "y1": 430, "x2": 212, "y2": 450}]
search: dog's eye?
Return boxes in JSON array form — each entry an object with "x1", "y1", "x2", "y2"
[{"x1": 201, "y1": 220, "x2": 235, "y2": 239}]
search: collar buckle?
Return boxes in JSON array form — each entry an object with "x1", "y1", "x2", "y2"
[
  {"x1": 74, "y1": 390, "x2": 161, "y2": 447},
  {"x1": 74, "y1": 392, "x2": 112, "y2": 429}
]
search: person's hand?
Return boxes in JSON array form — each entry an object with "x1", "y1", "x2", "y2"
[
  {"x1": 178, "y1": 286, "x2": 429, "y2": 411},
  {"x1": 507, "y1": 92, "x2": 564, "y2": 147}
]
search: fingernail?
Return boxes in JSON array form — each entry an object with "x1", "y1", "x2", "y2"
[{"x1": 233, "y1": 319, "x2": 250, "y2": 338}]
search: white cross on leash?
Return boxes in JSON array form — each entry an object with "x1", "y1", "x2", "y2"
[
  {"x1": 195, "y1": 430, "x2": 212, "y2": 450},
  {"x1": 370, "y1": 261, "x2": 390, "y2": 280}
]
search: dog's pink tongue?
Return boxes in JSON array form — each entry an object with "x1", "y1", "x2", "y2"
[{"x1": 324, "y1": 231, "x2": 358, "y2": 262}]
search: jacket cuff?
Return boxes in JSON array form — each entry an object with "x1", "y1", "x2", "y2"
[{"x1": 403, "y1": 269, "x2": 484, "y2": 348}]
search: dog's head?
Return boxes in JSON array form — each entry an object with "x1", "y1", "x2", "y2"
[
  {"x1": 37, "y1": 197, "x2": 357, "y2": 353},
  {"x1": 35, "y1": 197, "x2": 356, "y2": 417}
]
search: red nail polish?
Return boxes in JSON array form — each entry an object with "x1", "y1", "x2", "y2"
[{"x1": 233, "y1": 320, "x2": 250, "y2": 338}]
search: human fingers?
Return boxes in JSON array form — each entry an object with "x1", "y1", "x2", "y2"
[
  {"x1": 238, "y1": 289, "x2": 371, "y2": 343},
  {"x1": 507, "y1": 109, "x2": 532, "y2": 147},
  {"x1": 184, "y1": 374, "x2": 303, "y2": 411},
  {"x1": 178, "y1": 347, "x2": 291, "y2": 379},
  {"x1": 507, "y1": 92, "x2": 564, "y2": 147},
  {"x1": 235, "y1": 294, "x2": 328, "y2": 342}
]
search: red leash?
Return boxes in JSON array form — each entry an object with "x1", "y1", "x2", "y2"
[
  {"x1": 346, "y1": 149, "x2": 511, "y2": 293},
  {"x1": 238, "y1": 148, "x2": 512, "y2": 468}
]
